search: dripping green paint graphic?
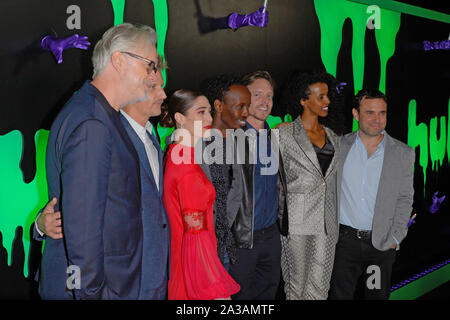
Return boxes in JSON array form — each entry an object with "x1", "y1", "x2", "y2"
[{"x1": 0, "y1": 1, "x2": 447, "y2": 289}]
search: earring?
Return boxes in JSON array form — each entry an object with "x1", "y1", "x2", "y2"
[{"x1": 180, "y1": 123, "x2": 184, "y2": 129}]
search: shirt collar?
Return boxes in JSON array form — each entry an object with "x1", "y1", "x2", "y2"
[
  {"x1": 245, "y1": 120, "x2": 270, "y2": 133},
  {"x1": 120, "y1": 109, "x2": 153, "y2": 139},
  {"x1": 355, "y1": 130, "x2": 386, "y2": 151}
]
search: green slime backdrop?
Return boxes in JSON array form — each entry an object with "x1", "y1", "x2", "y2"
[
  {"x1": 0, "y1": 0, "x2": 447, "y2": 287},
  {"x1": 0, "y1": 0, "x2": 171, "y2": 278},
  {"x1": 315, "y1": 0, "x2": 450, "y2": 190},
  {"x1": 314, "y1": 0, "x2": 401, "y2": 131},
  {"x1": 408, "y1": 99, "x2": 450, "y2": 189},
  {"x1": 0, "y1": 130, "x2": 49, "y2": 277}
]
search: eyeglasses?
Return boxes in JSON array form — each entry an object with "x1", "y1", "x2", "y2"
[{"x1": 121, "y1": 51, "x2": 157, "y2": 74}]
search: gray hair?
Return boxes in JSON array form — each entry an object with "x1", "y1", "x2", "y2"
[{"x1": 92, "y1": 23, "x2": 158, "y2": 78}]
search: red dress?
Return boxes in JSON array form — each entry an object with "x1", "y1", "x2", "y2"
[{"x1": 163, "y1": 143, "x2": 240, "y2": 300}]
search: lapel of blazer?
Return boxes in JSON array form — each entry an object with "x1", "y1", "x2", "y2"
[
  {"x1": 111, "y1": 109, "x2": 140, "y2": 168},
  {"x1": 158, "y1": 148, "x2": 164, "y2": 195},
  {"x1": 120, "y1": 115, "x2": 159, "y2": 192},
  {"x1": 323, "y1": 126, "x2": 338, "y2": 179},
  {"x1": 336, "y1": 131, "x2": 357, "y2": 205},
  {"x1": 374, "y1": 132, "x2": 396, "y2": 216},
  {"x1": 292, "y1": 116, "x2": 323, "y2": 178},
  {"x1": 89, "y1": 83, "x2": 140, "y2": 170}
]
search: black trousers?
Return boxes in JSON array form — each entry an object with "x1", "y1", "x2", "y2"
[
  {"x1": 229, "y1": 223, "x2": 282, "y2": 300},
  {"x1": 328, "y1": 225, "x2": 396, "y2": 300}
]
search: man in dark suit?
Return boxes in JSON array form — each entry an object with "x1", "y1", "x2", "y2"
[
  {"x1": 34, "y1": 23, "x2": 160, "y2": 299},
  {"x1": 119, "y1": 68, "x2": 170, "y2": 300},
  {"x1": 36, "y1": 62, "x2": 170, "y2": 300}
]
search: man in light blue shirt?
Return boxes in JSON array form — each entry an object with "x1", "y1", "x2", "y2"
[
  {"x1": 329, "y1": 89, "x2": 415, "y2": 300},
  {"x1": 339, "y1": 131, "x2": 386, "y2": 231}
]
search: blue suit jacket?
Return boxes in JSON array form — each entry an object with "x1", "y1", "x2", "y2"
[
  {"x1": 120, "y1": 115, "x2": 170, "y2": 300},
  {"x1": 39, "y1": 81, "x2": 143, "y2": 299}
]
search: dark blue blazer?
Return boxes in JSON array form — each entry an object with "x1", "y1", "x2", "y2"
[
  {"x1": 120, "y1": 114, "x2": 171, "y2": 300},
  {"x1": 38, "y1": 81, "x2": 143, "y2": 299}
]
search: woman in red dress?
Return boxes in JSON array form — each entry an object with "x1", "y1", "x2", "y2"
[{"x1": 163, "y1": 89, "x2": 240, "y2": 300}]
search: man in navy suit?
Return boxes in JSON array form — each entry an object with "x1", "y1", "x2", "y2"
[
  {"x1": 119, "y1": 68, "x2": 170, "y2": 300},
  {"x1": 36, "y1": 58, "x2": 171, "y2": 300},
  {"x1": 34, "y1": 23, "x2": 161, "y2": 299}
]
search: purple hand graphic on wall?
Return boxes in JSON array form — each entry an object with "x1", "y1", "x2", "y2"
[
  {"x1": 423, "y1": 40, "x2": 450, "y2": 51},
  {"x1": 194, "y1": 1, "x2": 270, "y2": 34},
  {"x1": 336, "y1": 82, "x2": 347, "y2": 94},
  {"x1": 228, "y1": 5, "x2": 269, "y2": 30},
  {"x1": 41, "y1": 34, "x2": 91, "y2": 64},
  {"x1": 429, "y1": 192, "x2": 446, "y2": 214}
]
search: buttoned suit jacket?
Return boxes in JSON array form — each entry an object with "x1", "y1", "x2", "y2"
[
  {"x1": 279, "y1": 116, "x2": 339, "y2": 238},
  {"x1": 337, "y1": 131, "x2": 415, "y2": 251},
  {"x1": 120, "y1": 115, "x2": 170, "y2": 300},
  {"x1": 38, "y1": 81, "x2": 143, "y2": 300}
]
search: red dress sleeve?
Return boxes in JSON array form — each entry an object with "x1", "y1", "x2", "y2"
[{"x1": 177, "y1": 172, "x2": 240, "y2": 300}]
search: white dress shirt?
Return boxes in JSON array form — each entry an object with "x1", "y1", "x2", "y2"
[{"x1": 120, "y1": 110, "x2": 160, "y2": 190}]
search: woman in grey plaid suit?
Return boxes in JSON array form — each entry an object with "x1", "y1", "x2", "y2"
[{"x1": 278, "y1": 71, "x2": 342, "y2": 299}]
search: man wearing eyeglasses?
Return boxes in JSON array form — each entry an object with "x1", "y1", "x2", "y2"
[
  {"x1": 120, "y1": 50, "x2": 159, "y2": 103},
  {"x1": 35, "y1": 23, "x2": 161, "y2": 300}
]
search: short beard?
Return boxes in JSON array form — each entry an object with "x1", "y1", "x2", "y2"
[
  {"x1": 359, "y1": 126, "x2": 383, "y2": 137},
  {"x1": 120, "y1": 87, "x2": 150, "y2": 109}
]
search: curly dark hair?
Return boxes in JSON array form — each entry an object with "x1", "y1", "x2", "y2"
[
  {"x1": 279, "y1": 70, "x2": 346, "y2": 135},
  {"x1": 201, "y1": 74, "x2": 245, "y2": 115}
]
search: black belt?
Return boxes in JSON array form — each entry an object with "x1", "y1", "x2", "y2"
[
  {"x1": 339, "y1": 224, "x2": 372, "y2": 240},
  {"x1": 254, "y1": 223, "x2": 278, "y2": 236}
]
